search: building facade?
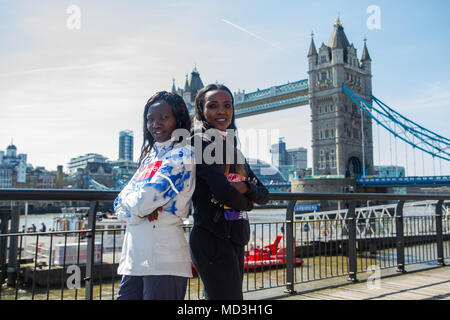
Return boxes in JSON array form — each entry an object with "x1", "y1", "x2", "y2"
[
  {"x1": 308, "y1": 18, "x2": 374, "y2": 178},
  {"x1": 247, "y1": 158, "x2": 287, "y2": 185},
  {"x1": 374, "y1": 165, "x2": 405, "y2": 178},
  {"x1": 171, "y1": 66, "x2": 204, "y2": 112},
  {"x1": 0, "y1": 143, "x2": 29, "y2": 187},
  {"x1": 270, "y1": 138, "x2": 307, "y2": 181},
  {"x1": 67, "y1": 153, "x2": 109, "y2": 175},
  {"x1": 119, "y1": 130, "x2": 134, "y2": 161}
]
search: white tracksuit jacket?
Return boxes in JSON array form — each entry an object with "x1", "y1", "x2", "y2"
[{"x1": 114, "y1": 140, "x2": 195, "y2": 277}]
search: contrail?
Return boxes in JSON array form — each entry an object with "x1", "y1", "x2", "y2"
[{"x1": 222, "y1": 19, "x2": 288, "y2": 52}]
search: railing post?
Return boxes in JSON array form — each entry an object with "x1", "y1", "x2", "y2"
[
  {"x1": 395, "y1": 200, "x2": 406, "y2": 273},
  {"x1": 7, "y1": 205, "x2": 20, "y2": 287},
  {"x1": 85, "y1": 201, "x2": 98, "y2": 300},
  {"x1": 347, "y1": 201, "x2": 358, "y2": 283},
  {"x1": 0, "y1": 206, "x2": 10, "y2": 289},
  {"x1": 435, "y1": 200, "x2": 445, "y2": 266},
  {"x1": 285, "y1": 200, "x2": 296, "y2": 294}
]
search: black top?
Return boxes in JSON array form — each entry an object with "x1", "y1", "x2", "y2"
[{"x1": 191, "y1": 134, "x2": 269, "y2": 245}]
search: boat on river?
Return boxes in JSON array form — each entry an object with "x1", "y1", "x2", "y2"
[
  {"x1": 190, "y1": 234, "x2": 303, "y2": 276},
  {"x1": 244, "y1": 235, "x2": 303, "y2": 270},
  {"x1": 48, "y1": 207, "x2": 126, "y2": 256}
]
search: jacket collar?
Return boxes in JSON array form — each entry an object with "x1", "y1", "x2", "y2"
[{"x1": 153, "y1": 140, "x2": 174, "y2": 156}]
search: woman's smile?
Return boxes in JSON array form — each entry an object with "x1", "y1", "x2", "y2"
[
  {"x1": 147, "y1": 101, "x2": 177, "y2": 142},
  {"x1": 203, "y1": 89, "x2": 233, "y2": 131}
]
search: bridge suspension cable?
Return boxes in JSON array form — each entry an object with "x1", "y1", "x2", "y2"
[{"x1": 343, "y1": 84, "x2": 450, "y2": 163}]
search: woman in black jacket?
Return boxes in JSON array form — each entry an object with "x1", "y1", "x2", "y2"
[{"x1": 189, "y1": 84, "x2": 269, "y2": 300}]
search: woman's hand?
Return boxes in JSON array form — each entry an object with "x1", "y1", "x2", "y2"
[
  {"x1": 147, "y1": 207, "x2": 162, "y2": 222},
  {"x1": 230, "y1": 181, "x2": 249, "y2": 194},
  {"x1": 248, "y1": 177, "x2": 258, "y2": 186}
]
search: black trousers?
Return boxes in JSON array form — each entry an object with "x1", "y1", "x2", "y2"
[{"x1": 189, "y1": 226, "x2": 245, "y2": 300}]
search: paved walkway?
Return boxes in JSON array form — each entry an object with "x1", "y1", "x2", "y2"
[{"x1": 280, "y1": 266, "x2": 450, "y2": 300}]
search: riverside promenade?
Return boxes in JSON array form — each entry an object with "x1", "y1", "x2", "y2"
[
  {"x1": 260, "y1": 266, "x2": 450, "y2": 300},
  {"x1": 244, "y1": 260, "x2": 450, "y2": 301}
]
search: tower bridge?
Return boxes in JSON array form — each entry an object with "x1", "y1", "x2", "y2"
[
  {"x1": 233, "y1": 17, "x2": 376, "y2": 180},
  {"x1": 233, "y1": 18, "x2": 449, "y2": 188},
  {"x1": 80, "y1": 18, "x2": 450, "y2": 194},
  {"x1": 143, "y1": 17, "x2": 449, "y2": 196}
]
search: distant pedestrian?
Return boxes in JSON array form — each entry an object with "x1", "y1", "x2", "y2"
[
  {"x1": 40, "y1": 223, "x2": 46, "y2": 232},
  {"x1": 21, "y1": 225, "x2": 25, "y2": 233},
  {"x1": 31, "y1": 224, "x2": 37, "y2": 232}
]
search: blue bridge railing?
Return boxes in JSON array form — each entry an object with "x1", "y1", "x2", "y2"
[{"x1": 357, "y1": 175, "x2": 450, "y2": 187}]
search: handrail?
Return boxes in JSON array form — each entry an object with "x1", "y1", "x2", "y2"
[
  {"x1": 0, "y1": 189, "x2": 118, "y2": 201},
  {"x1": 269, "y1": 192, "x2": 450, "y2": 201},
  {"x1": 1, "y1": 188, "x2": 449, "y2": 201}
]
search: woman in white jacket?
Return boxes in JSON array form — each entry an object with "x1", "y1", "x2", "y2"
[{"x1": 114, "y1": 91, "x2": 194, "y2": 300}]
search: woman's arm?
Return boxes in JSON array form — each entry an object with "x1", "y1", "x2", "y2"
[
  {"x1": 197, "y1": 162, "x2": 254, "y2": 212},
  {"x1": 114, "y1": 173, "x2": 144, "y2": 225},
  {"x1": 243, "y1": 163, "x2": 270, "y2": 205},
  {"x1": 115, "y1": 152, "x2": 193, "y2": 223}
]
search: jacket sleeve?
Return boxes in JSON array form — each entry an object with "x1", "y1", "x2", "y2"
[
  {"x1": 197, "y1": 162, "x2": 254, "y2": 212},
  {"x1": 244, "y1": 164, "x2": 270, "y2": 205},
  {"x1": 114, "y1": 152, "x2": 192, "y2": 224},
  {"x1": 114, "y1": 198, "x2": 144, "y2": 225},
  {"x1": 114, "y1": 171, "x2": 144, "y2": 225}
]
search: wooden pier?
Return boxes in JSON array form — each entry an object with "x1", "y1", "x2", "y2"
[
  {"x1": 23, "y1": 262, "x2": 119, "y2": 287},
  {"x1": 280, "y1": 265, "x2": 450, "y2": 300}
]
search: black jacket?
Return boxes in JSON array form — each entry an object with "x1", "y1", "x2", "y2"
[{"x1": 191, "y1": 134, "x2": 269, "y2": 245}]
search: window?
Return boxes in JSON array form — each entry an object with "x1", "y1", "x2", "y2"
[
  {"x1": 330, "y1": 149, "x2": 336, "y2": 168},
  {"x1": 319, "y1": 150, "x2": 326, "y2": 169},
  {"x1": 321, "y1": 56, "x2": 327, "y2": 63},
  {"x1": 346, "y1": 127, "x2": 352, "y2": 138},
  {"x1": 321, "y1": 72, "x2": 327, "y2": 80}
]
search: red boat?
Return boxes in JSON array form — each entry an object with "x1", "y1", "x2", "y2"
[
  {"x1": 191, "y1": 235, "x2": 303, "y2": 276},
  {"x1": 244, "y1": 235, "x2": 303, "y2": 271}
]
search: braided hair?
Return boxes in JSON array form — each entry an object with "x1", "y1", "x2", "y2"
[{"x1": 138, "y1": 91, "x2": 191, "y2": 166}]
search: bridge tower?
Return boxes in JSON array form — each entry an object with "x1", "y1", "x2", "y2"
[{"x1": 308, "y1": 18, "x2": 374, "y2": 177}]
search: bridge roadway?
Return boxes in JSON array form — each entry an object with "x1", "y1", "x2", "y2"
[
  {"x1": 243, "y1": 264, "x2": 450, "y2": 300},
  {"x1": 266, "y1": 174, "x2": 450, "y2": 192},
  {"x1": 234, "y1": 79, "x2": 309, "y2": 118},
  {"x1": 357, "y1": 175, "x2": 450, "y2": 187}
]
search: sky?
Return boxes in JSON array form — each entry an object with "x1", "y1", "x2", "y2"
[{"x1": 0, "y1": 0, "x2": 449, "y2": 176}]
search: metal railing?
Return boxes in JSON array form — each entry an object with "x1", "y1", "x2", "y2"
[{"x1": 0, "y1": 189, "x2": 449, "y2": 299}]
